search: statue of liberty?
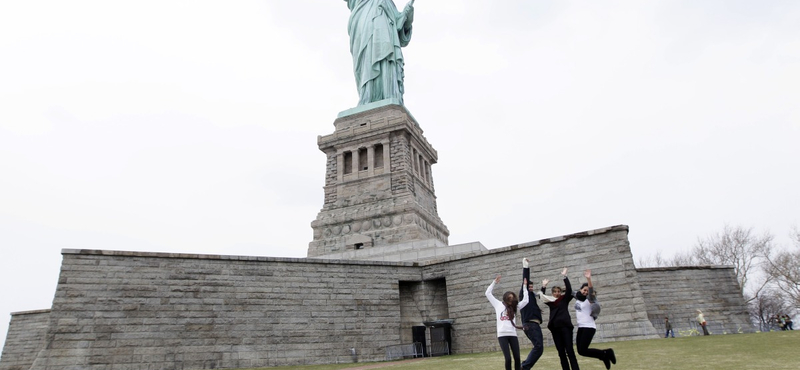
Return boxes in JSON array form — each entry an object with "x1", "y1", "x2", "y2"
[{"x1": 344, "y1": 0, "x2": 415, "y2": 106}]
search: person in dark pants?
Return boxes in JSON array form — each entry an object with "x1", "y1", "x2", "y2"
[
  {"x1": 574, "y1": 269, "x2": 615, "y2": 369},
  {"x1": 664, "y1": 317, "x2": 675, "y2": 338},
  {"x1": 486, "y1": 274, "x2": 530, "y2": 370},
  {"x1": 542, "y1": 268, "x2": 580, "y2": 370},
  {"x1": 520, "y1": 258, "x2": 544, "y2": 370},
  {"x1": 696, "y1": 309, "x2": 709, "y2": 335}
]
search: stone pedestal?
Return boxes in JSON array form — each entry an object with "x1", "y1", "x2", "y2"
[{"x1": 308, "y1": 103, "x2": 449, "y2": 257}]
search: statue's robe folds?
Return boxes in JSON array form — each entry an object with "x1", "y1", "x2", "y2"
[{"x1": 345, "y1": 0, "x2": 413, "y2": 106}]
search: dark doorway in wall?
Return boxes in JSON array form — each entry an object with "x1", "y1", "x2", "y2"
[{"x1": 398, "y1": 278, "x2": 450, "y2": 355}]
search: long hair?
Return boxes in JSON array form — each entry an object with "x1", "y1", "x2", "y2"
[{"x1": 502, "y1": 291, "x2": 521, "y2": 328}]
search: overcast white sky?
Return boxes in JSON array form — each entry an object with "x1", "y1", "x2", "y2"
[{"x1": 1, "y1": 0, "x2": 799, "y2": 348}]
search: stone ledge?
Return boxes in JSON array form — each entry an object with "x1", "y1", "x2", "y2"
[
  {"x1": 60, "y1": 249, "x2": 418, "y2": 267},
  {"x1": 416, "y1": 225, "x2": 630, "y2": 266},
  {"x1": 484, "y1": 224, "x2": 628, "y2": 251},
  {"x1": 61, "y1": 225, "x2": 628, "y2": 269},
  {"x1": 636, "y1": 265, "x2": 735, "y2": 272},
  {"x1": 9, "y1": 309, "x2": 51, "y2": 316}
]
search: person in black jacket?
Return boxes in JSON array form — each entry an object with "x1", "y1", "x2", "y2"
[
  {"x1": 520, "y1": 258, "x2": 544, "y2": 370},
  {"x1": 542, "y1": 268, "x2": 580, "y2": 370}
]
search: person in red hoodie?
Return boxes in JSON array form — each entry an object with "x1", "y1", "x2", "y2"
[{"x1": 541, "y1": 268, "x2": 580, "y2": 370}]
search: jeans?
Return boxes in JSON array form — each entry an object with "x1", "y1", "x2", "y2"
[
  {"x1": 550, "y1": 326, "x2": 580, "y2": 370},
  {"x1": 498, "y1": 336, "x2": 521, "y2": 370},
  {"x1": 665, "y1": 329, "x2": 674, "y2": 338},
  {"x1": 521, "y1": 322, "x2": 543, "y2": 370}
]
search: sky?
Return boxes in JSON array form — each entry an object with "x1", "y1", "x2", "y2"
[{"x1": 1, "y1": 0, "x2": 799, "y2": 349}]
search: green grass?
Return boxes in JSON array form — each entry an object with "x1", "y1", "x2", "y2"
[{"x1": 248, "y1": 330, "x2": 799, "y2": 370}]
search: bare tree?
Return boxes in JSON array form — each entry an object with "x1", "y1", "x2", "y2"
[
  {"x1": 636, "y1": 225, "x2": 784, "y2": 322},
  {"x1": 687, "y1": 224, "x2": 774, "y2": 300},
  {"x1": 636, "y1": 249, "x2": 695, "y2": 268},
  {"x1": 763, "y1": 227, "x2": 800, "y2": 307},
  {"x1": 668, "y1": 250, "x2": 697, "y2": 267},
  {"x1": 636, "y1": 250, "x2": 667, "y2": 268},
  {"x1": 749, "y1": 289, "x2": 791, "y2": 331}
]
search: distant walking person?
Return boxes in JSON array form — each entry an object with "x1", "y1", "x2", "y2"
[
  {"x1": 542, "y1": 268, "x2": 580, "y2": 370},
  {"x1": 664, "y1": 317, "x2": 675, "y2": 338},
  {"x1": 486, "y1": 274, "x2": 530, "y2": 370},
  {"x1": 520, "y1": 258, "x2": 544, "y2": 370},
  {"x1": 696, "y1": 309, "x2": 709, "y2": 335},
  {"x1": 574, "y1": 269, "x2": 616, "y2": 369}
]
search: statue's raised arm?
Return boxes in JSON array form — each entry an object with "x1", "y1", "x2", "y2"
[{"x1": 343, "y1": 0, "x2": 415, "y2": 106}]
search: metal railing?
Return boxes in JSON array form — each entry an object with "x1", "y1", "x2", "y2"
[
  {"x1": 430, "y1": 340, "x2": 450, "y2": 356},
  {"x1": 385, "y1": 342, "x2": 424, "y2": 361}
]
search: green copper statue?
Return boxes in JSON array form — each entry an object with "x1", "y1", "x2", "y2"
[{"x1": 344, "y1": 0, "x2": 415, "y2": 106}]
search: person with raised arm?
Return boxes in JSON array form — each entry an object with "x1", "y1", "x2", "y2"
[
  {"x1": 519, "y1": 258, "x2": 544, "y2": 370},
  {"x1": 574, "y1": 269, "x2": 616, "y2": 369},
  {"x1": 541, "y1": 268, "x2": 580, "y2": 370},
  {"x1": 486, "y1": 274, "x2": 530, "y2": 370}
]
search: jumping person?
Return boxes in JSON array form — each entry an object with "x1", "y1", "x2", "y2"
[
  {"x1": 486, "y1": 274, "x2": 530, "y2": 370},
  {"x1": 542, "y1": 268, "x2": 580, "y2": 370},
  {"x1": 574, "y1": 269, "x2": 616, "y2": 369},
  {"x1": 520, "y1": 258, "x2": 544, "y2": 370}
]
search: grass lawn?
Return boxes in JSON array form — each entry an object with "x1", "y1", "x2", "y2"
[{"x1": 246, "y1": 330, "x2": 799, "y2": 370}]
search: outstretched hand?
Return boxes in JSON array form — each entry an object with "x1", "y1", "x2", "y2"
[
  {"x1": 403, "y1": 0, "x2": 415, "y2": 23},
  {"x1": 494, "y1": 275, "x2": 501, "y2": 284},
  {"x1": 584, "y1": 269, "x2": 592, "y2": 279},
  {"x1": 561, "y1": 267, "x2": 568, "y2": 276},
  {"x1": 542, "y1": 279, "x2": 550, "y2": 286}
]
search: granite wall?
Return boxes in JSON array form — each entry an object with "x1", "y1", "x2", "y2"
[
  {"x1": 1, "y1": 225, "x2": 754, "y2": 370},
  {"x1": 637, "y1": 266, "x2": 753, "y2": 336},
  {"x1": 0, "y1": 310, "x2": 50, "y2": 370},
  {"x1": 25, "y1": 252, "x2": 422, "y2": 370},
  {"x1": 428, "y1": 225, "x2": 660, "y2": 353}
]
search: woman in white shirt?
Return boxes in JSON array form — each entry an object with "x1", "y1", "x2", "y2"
[
  {"x1": 574, "y1": 269, "x2": 615, "y2": 369},
  {"x1": 486, "y1": 274, "x2": 529, "y2": 370}
]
